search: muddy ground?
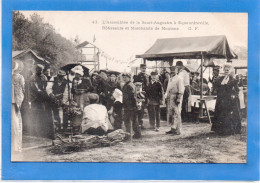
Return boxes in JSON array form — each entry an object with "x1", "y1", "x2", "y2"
[{"x1": 13, "y1": 117, "x2": 247, "y2": 163}]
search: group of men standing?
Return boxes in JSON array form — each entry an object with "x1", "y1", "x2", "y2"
[
  {"x1": 123, "y1": 60, "x2": 191, "y2": 138},
  {"x1": 23, "y1": 60, "x2": 194, "y2": 140}
]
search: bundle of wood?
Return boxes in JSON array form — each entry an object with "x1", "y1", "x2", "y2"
[{"x1": 50, "y1": 129, "x2": 130, "y2": 154}]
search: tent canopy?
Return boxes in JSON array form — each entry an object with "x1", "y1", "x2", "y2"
[{"x1": 136, "y1": 35, "x2": 237, "y2": 60}]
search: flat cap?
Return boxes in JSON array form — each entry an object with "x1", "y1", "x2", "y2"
[
  {"x1": 57, "y1": 70, "x2": 66, "y2": 76},
  {"x1": 140, "y1": 64, "x2": 147, "y2": 68},
  {"x1": 122, "y1": 73, "x2": 131, "y2": 78},
  {"x1": 36, "y1": 64, "x2": 44, "y2": 69},
  {"x1": 150, "y1": 71, "x2": 158, "y2": 75},
  {"x1": 176, "y1": 61, "x2": 183, "y2": 66}
]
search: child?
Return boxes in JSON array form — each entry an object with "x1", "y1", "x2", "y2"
[
  {"x1": 134, "y1": 81, "x2": 147, "y2": 130},
  {"x1": 108, "y1": 89, "x2": 123, "y2": 130},
  {"x1": 146, "y1": 71, "x2": 164, "y2": 131}
]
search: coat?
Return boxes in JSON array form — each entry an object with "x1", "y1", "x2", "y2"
[
  {"x1": 211, "y1": 76, "x2": 241, "y2": 135},
  {"x1": 146, "y1": 81, "x2": 163, "y2": 105},
  {"x1": 122, "y1": 81, "x2": 137, "y2": 110},
  {"x1": 136, "y1": 72, "x2": 150, "y2": 91}
]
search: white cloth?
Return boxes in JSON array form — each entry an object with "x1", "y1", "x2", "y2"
[
  {"x1": 178, "y1": 69, "x2": 190, "y2": 87},
  {"x1": 12, "y1": 105, "x2": 22, "y2": 153},
  {"x1": 221, "y1": 75, "x2": 230, "y2": 85},
  {"x1": 81, "y1": 104, "x2": 113, "y2": 133},
  {"x1": 238, "y1": 87, "x2": 245, "y2": 109},
  {"x1": 46, "y1": 77, "x2": 55, "y2": 95},
  {"x1": 113, "y1": 88, "x2": 122, "y2": 103},
  {"x1": 11, "y1": 72, "x2": 24, "y2": 153},
  {"x1": 165, "y1": 75, "x2": 184, "y2": 98}
]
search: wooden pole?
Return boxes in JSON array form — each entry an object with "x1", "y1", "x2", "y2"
[
  {"x1": 97, "y1": 48, "x2": 100, "y2": 70},
  {"x1": 106, "y1": 57, "x2": 108, "y2": 70},
  {"x1": 200, "y1": 52, "x2": 204, "y2": 118}
]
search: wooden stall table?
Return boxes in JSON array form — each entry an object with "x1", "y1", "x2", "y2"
[{"x1": 191, "y1": 95, "x2": 217, "y2": 123}]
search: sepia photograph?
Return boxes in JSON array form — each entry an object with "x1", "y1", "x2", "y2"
[{"x1": 11, "y1": 11, "x2": 248, "y2": 163}]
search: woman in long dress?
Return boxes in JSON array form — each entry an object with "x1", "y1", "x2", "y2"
[
  {"x1": 12, "y1": 61, "x2": 25, "y2": 153},
  {"x1": 211, "y1": 63, "x2": 241, "y2": 135}
]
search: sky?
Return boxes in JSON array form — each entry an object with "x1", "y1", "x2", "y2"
[{"x1": 20, "y1": 11, "x2": 248, "y2": 71}]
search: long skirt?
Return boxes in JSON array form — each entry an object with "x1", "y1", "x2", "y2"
[
  {"x1": 167, "y1": 94, "x2": 183, "y2": 133},
  {"x1": 182, "y1": 86, "x2": 192, "y2": 113},
  {"x1": 11, "y1": 104, "x2": 22, "y2": 152}
]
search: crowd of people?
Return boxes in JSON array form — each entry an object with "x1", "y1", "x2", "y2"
[{"x1": 11, "y1": 59, "x2": 245, "y2": 154}]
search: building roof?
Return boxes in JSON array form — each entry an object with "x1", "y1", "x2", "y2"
[
  {"x1": 12, "y1": 49, "x2": 50, "y2": 65},
  {"x1": 136, "y1": 35, "x2": 237, "y2": 60}
]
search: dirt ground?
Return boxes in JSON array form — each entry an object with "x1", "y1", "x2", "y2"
[{"x1": 13, "y1": 117, "x2": 247, "y2": 163}]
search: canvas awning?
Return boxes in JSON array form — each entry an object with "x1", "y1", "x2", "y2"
[{"x1": 136, "y1": 35, "x2": 237, "y2": 60}]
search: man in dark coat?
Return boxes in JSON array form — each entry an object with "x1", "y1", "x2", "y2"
[
  {"x1": 122, "y1": 73, "x2": 141, "y2": 139},
  {"x1": 29, "y1": 64, "x2": 53, "y2": 138},
  {"x1": 136, "y1": 64, "x2": 150, "y2": 92},
  {"x1": 209, "y1": 66, "x2": 220, "y2": 95},
  {"x1": 159, "y1": 68, "x2": 167, "y2": 85},
  {"x1": 96, "y1": 71, "x2": 109, "y2": 107},
  {"x1": 146, "y1": 71, "x2": 164, "y2": 131},
  {"x1": 107, "y1": 72, "x2": 121, "y2": 110},
  {"x1": 46, "y1": 70, "x2": 67, "y2": 132}
]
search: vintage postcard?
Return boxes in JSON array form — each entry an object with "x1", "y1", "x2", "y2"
[{"x1": 11, "y1": 11, "x2": 247, "y2": 163}]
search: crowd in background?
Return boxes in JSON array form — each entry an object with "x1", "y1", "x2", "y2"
[{"x1": 11, "y1": 59, "x2": 246, "y2": 154}]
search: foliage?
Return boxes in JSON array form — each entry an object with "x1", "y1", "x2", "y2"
[{"x1": 12, "y1": 11, "x2": 80, "y2": 71}]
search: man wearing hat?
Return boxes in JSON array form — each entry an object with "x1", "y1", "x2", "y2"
[
  {"x1": 190, "y1": 71, "x2": 200, "y2": 95},
  {"x1": 90, "y1": 71, "x2": 99, "y2": 93},
  {"x1": 107, "y1": 72, "x2": 121, "y2": 110},
  {"x1": 46, "y1": 69, "x2": 67, "y2": 132},
  {"x1": 122, "y1": 73, "x2": 141, "y2": 139},
  {"x1": 136, "y1": 64, "x2": 150, "y2": 92},
  {"x1": 134, "y1": 77, "x2": 147, "y2": 130},
  {"x1": 165, "y1": 66, "x2": 185, "y2": 135},
  {"x1": 146, "y1": 71, "x2": 164, "y2": 131},
  {"x1": 209, "y1": 66, "x2": 220, "y2": 95},
  {"x1": 96, "y1": 70, "x2": 109, "y2": 107},
  {"x1": 159, "y1": 67, "x2": 168, "y2": 85},
  {"x1": 29, "y1": 64, "x2": 53, "y2": 138},
  {"x1": 176, "y1": 61, "x2": 191, "y2": 121}
]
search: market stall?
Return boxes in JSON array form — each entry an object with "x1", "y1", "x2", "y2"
[{"x1": 136, "y1": 35, "x2": 238, "y2": 121}]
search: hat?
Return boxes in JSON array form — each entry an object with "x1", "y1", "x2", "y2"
[
  {"x1": 36, "y1": 64, "x2": 44, "y2": 70},
  {"x1": 57, "y1": 70, "x2": 66, "y2": 76},
  {"x1": 108, "y1": 71, "x2": 120, "y2": 76},
  {"x1": 150, "y1": 71, "x2": 158, "y2": 75},
  {"x1": 213, "y1": 66, "x2": 220, "y2": 71},
  {"x1": 176, "y1": 61, "x2": 183, "y2": 66},
  {"x1": 122, "y1": 73, "x2": 131, "y2": 78},
  {"x1": 12, "y1": 61, "x2": 19, "y2": 71},
  {"x1": 194, "y1": 70, "x2": 200, "y2": 75},
  {"x1": 71, "y1": 65, "x2": 84, "y2": 76},
  {"x1": 99, "y1": 69, "x2": 107, "y2": 74},
  {"x1": 88, "y1": 93, "x2": 99, "y2": 104},
  {"x1": 140, "y1": 64, "x2": 146, "y2": 68},
  {"x1": 92, "y1": 71, "x2": 98, "y2": 76},
  {"x1": 134, "y1": 82, "x2": 142, "y2": 86}
]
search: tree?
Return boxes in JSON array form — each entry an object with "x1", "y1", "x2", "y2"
[{"x1": 12, "y1": 11, "x2": 80, "y2": 71}]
